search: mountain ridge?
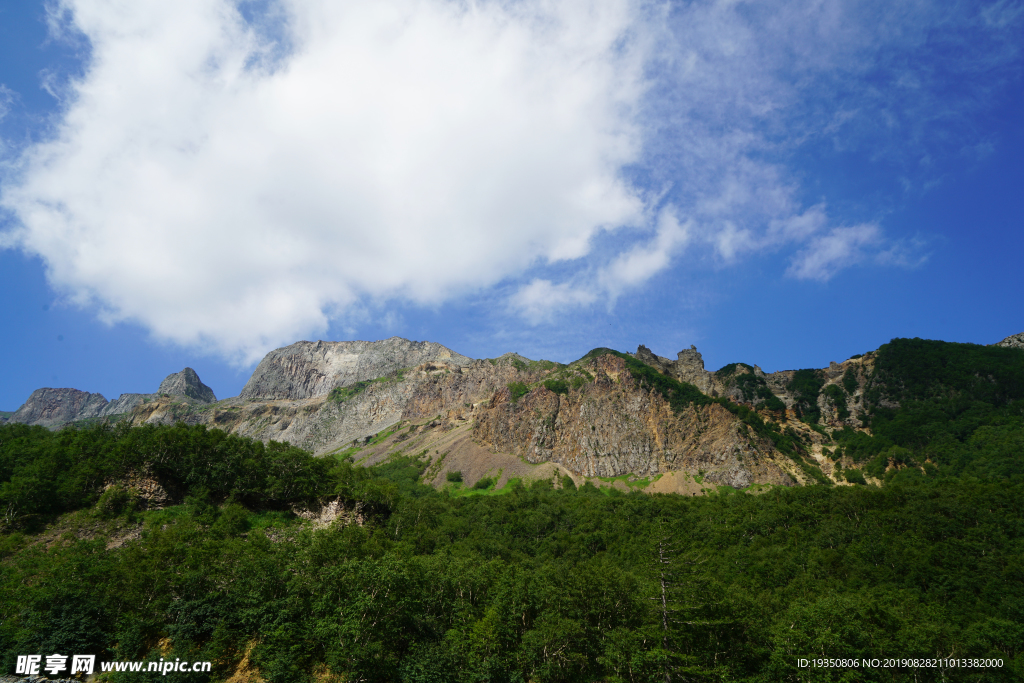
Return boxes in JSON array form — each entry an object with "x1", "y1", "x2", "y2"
[
  {"x1": 6, "y1": 367, "x2": 216, "y2": 427},
  {"x1": 6, "y1": 330, "x2": 1022, "y2": 494}
]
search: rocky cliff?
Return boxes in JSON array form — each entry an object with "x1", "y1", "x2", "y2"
[
  {"x1": 158, "y1": 367, "x2": 216, "y2": 402},
  {"x1": 239, "y1": 337, "x2": 473, "y2": 400},
  {"x1": 9, "y1": 388, "x2": 109, "y2": 428},
  {"x1": 473, "y1": 353, "x2": 794, "y2": 488},
  {"x1": 634, "y1": 344, "x2": 716, "y2": 393},
  {"x1": 637, "y1": 342, "x2": 877, "y2": 430},
  {"x1": 11, "y1": 337, "x2": 890, "y2": 488},
  {"x1": 99, "y1": 393, "x2": 154, "y2": 417},
  {"x1": 128, "y1": 353, "x2": 556, "y2": 456},
  {"x1": 129, "y1": 347, "x2": 800, "y2": 489}
]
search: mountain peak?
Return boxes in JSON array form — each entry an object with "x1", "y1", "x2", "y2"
[{"x1": 157, "y1": 368, "x2": 216, "y2": 403}]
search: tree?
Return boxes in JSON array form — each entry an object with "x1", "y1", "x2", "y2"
[{"x1": 650, "y1": 536, "x2": 727, "y2": 682}]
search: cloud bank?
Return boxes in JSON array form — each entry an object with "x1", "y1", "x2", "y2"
[{"x1": 1, "y1": 0, "x2": 1019, "y2": 362}]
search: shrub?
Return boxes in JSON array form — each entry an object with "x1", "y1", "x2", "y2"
[
  {"x1": 508, "y1": 382, "x2": 530, "y2": 404},
  {"x1": 543, "y1": 379, "x2": 569, "y2": 395},
  {"x1": 843, "y1": 469, "x2": 867, "y2": 486},
  {"x1": 329, "y1": 381, "x2": 372, "y2": 402},
  {"x1": 211, "y1": 502, "x2": 250, "y2": 537},
  {"x1": 757, "y1": 395, "x2": 787, "y2": 412},
  {"x1": 716, "y1": 362, "x2": 754, "y2": 377},
  {"x1": 94, "y1": 484, "x2": 138, "y2": 519},
  {"x1": 473, "y1": 477, "x2": 494, "y2": 490},
  {"x1": 787, "y1": 370, "x2": 825, "y2": 423},
  {"x1": 842, "y1": 368, "x2": 859, "y2": 395},
  {"x1": 446, "y1": 471, "x2": 463, "y2": 483}
]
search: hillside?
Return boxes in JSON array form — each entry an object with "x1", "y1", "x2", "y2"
[{"x1": 1, "y1": 331, "x2": 1022, "y2": 682}]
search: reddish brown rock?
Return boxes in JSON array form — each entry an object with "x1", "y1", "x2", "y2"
[{"x1": 474, "y1": 354, "x2": 794, "y2": 488}]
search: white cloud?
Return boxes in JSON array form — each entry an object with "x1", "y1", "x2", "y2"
[
  {"x1": 1, "y1": 0, "x2": 1019, "y2": 355},
  {"x1": 509, "y1": 278, "x2": 598, "y2": 325},
  {"x1": 0, "y1": 86, "x2": 14, "y2": 121},
  {"x1": 786, "y1": 224, "x2": 881, "y2": 281},
  {"x1": 599, "y1": 208, "x2": 691, "y2": 297},
  {"x1": 1, "y1": 0, "x2": 646, "y2": 363},
  {"x1": 509, "y1": 206, "x2": 691, "y2": 321}
]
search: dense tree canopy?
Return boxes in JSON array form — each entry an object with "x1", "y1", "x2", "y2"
[{"x1": 1, "y1": 338, "x2": 1022, "y2": 682}]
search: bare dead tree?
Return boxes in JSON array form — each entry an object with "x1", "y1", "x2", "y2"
[{"x1": 651, "y1": 533, "x2": 722, "y2": 683}]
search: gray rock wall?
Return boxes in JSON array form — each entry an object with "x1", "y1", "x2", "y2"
[
  {"x1": 9, "y1": 388, "x2": 109, "y2": 428},
  {"x1": 239, "y1": 337, "x2": 473, "y2": 400},
  {"x1": 158, "y1": 367, "x2": 216, "y2": 402},
  {"x1": 100, "y1": 393, "x2": 155, "y2": 417}
]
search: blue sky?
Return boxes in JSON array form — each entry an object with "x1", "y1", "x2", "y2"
[{"x1": 1, "y1": 0, "x2": 1022, "y2": 410}]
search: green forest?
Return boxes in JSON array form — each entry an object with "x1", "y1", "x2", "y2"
[{"x1": 1, "y1": 338, "x2": 1023, "y2": 682}]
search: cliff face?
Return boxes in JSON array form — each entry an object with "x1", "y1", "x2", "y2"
[
  {"x1": 473, "y1": 354, "x2": 794, "y2": 488},
  {"x1": 18, "y1": 332, "x2": 1020, "y2": 492},
  {"x1": 400, "y1": 355, "x2": 554, "y2": 420},
  {"x1": 20, "y1": 340, "x2": 823, "y2": 488},
  {"x1": 158, "y1": 368, "x2": 216, "y2": 403},
  {"x1": 129, "y1": 379, "x2": 424, "y2": 455},
  {"x1": 161, "y1": 347, "x2": 796, "y2": 488},
  {"x1": 9, "y1": 388, "x2": 109, "y2": 428},
  {"x1": 100, "y1": 393, "x2": 154, "y2": 417},
  {"x1": 129, "y1": 354, "x2": 547, "y2": 455},
  {"x1": 239, "y1": 337, "x2": 473, "y2": 400}
]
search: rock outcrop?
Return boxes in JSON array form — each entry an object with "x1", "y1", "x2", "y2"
[
  {"x1": 473, "y1": 353, "x2": 794, "y2": 488},
  {"x1": 158, "y1": 367, "x2": 216, "y2": 402},
  {"x1": 673, "y1": 345, "x2": 716, "y2": 394},
  {"x1": 400, "y1": 355, "x2": 552, "y2": 421},
  {"x1": 239, "y1": 337, "x2": 473, "y2": 401},
  {"x1": 1, "y1": 334, "x2": 913, "y2": 490},
  {"x1": 100, "y1": 393, "x2": 155, "y2": 417},
  {"x1": 38, "y1": 333, "x2": 1024, "y2": 491},
  {"x1": 634, "y1": 344, "x2": 716, "y2": 394},
  {"x1": 9, "y1": 388, "x2": 109, "y2": 428},
  {"x1": 996, "y1": 331, "x2": 1024, "y2": 350},
  {"x1": 129, "y1": 380, "x2": 423, "y2": 455}
]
